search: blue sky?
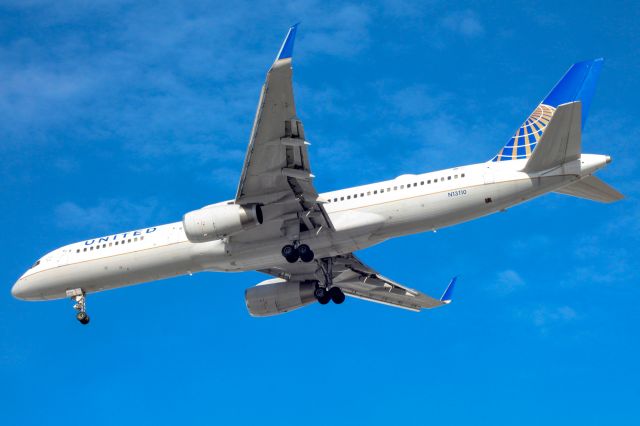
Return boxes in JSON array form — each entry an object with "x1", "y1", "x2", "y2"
[{"x1": 1, "y1": 1, "x2": 639, "y2": 424}]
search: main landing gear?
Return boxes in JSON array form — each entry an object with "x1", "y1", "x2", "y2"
[
  {"x1": 281, "y1": 243, "x2": 314, "y2": 263},
  {"x1": 66, "y1": 288, "x2": 90, "y2": 325},
  {"x1": 314, "y1": 285, "x2": 345, "y2": 305},
  {"x1": 313, "y1": 257, "x2": 345, "y2": 305}
]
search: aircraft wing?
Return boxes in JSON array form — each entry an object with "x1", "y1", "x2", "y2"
[
  {"x1": 260, "y1": 253, "x2": 456, "y2": 312},
  {"x1": 235, "y1": 25, "x2": 333, "y2": 237}
]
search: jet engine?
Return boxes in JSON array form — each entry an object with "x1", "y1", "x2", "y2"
[
  {"x1": 245, "y1": 278, "x2": 316, "y2": 317},
  {"x1": 182, "y1": 203, "x2": 263, "y2": 243}
]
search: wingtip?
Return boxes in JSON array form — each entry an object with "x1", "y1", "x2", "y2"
[
  {"x1": 275, "y1": 24, "x2": 299, "y2": 61},
  {"x1": 440, "y1": 276, "x2": 457, "y2": 304}
]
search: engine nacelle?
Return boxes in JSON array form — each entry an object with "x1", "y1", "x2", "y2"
[
  {"x1": 182, "y1": 203, "x2": 263, "y2": 243},
  {"x1": 245, "y1": 279, "x2": 316, "y2": 317}
]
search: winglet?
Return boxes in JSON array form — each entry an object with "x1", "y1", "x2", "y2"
[
  {"x1": 440, "y1": 276, "x2": 457, "y2": 304},
  {"x1": 275, "y1": 24, "x2": 299, "y2": 61}
]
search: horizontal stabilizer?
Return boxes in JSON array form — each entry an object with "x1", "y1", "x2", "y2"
[
  {"x1": 523, "y1": 101, "x2": 581, "y2": 173},
  {"x1": 555, "y1": 175, "x2": 624, "y2": 203}
]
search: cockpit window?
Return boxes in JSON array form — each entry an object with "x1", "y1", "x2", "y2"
[{"x1": 31, "y1": 260, "x2": 41, "y2": 268}]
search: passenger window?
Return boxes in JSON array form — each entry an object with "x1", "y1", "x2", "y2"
[
  {"x1": 441, "y1": 177, "x2": 444, "y2": 181},
  {"x1": 454, "y1": 175, "x2": 458, "y2": 179},
  {"x1": 340, "y1": 197, "x2": 344, "y2": 201},
  {"x1": 420, "y1": 181, "x2": 424, "y2": 185},
  {"x1": 400, "y1": 185, "x2": 404, "y2": 189},
  {"x1": 462, "y1": 173, "x2": 465, "y2": 177},
  {"x1": 115, "y1": 242, "x2": 119, "y2": 245},
  {"x1": 374, "y1": 190, "x2": 378, "y2": 194},
  {"x1": 367, "y1": 191, "x2": 371, "y2": 195},
  {"x1": 128, "y1": 239, "x2": 132, "y2": 243},
  {"x1": 141, "y1": 236, "x2": 144, "y2": 241},
  {"x1": 83, "y1": 248, "x2": 87, "y2": 252},
  {"x1": 380, "y1": 189, "x2": 384, "y2": 193},
  {"x1": 448, "y1": 176, "x2": 451, "y2": 180},
  {"x1": 360, "y1": 193, "x2": 364, "y2": 197},
  {"x1": 354, "y1": 194, "x2": 357, "y2": 198},
  {"x1": 394, "y1": 186, "x2": 397, "y2": 190},
  {"x1": 90, "y1": 247, "x2": 94, "y2": 250},
  {"x1": 76, "y1": 249, "x2": 80, "y2": 253}
]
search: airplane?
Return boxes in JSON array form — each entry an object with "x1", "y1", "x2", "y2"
[{"x1": 11, "y1": 25, "x2": 623, "y2": 325}]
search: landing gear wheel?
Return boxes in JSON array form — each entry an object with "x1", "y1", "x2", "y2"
[
  {"x1": 282, "y1": 245, "x2": 299, "y2": 263},
  {"x1": 67, "y1": 288, "x2": 90, "y2": 325},
  {"x1": 314, "y1": 286, "x2": 331, "y2": 304},
  {"x1": 76, "y1": 311, "x2": 90, "y2": 325},
  {"x1": 328, "y1": 287, "x2": 346, "y2": 304},
  {"x1": 298, "y1": 244, "x2": 314, "y2": 263}
]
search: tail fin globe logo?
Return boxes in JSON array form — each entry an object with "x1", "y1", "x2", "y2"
[
  {"x1": 493, "y1": 103, "x2": 556, "y2": 161},
  {"x1": 491, "y1": 58, "x2": 603, "y2": 162}
]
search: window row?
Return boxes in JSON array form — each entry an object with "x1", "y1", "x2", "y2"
[
  {"x1": 327, "y1": 173, "x2": 466, "y2": 203},
  {"x1": 76, "y1": 236, "x2": 145, "y2": 253}
]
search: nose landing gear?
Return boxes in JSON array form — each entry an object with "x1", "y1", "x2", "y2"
[{"x1": 66, "y1": 288, "x2": 90, "y2": 325}]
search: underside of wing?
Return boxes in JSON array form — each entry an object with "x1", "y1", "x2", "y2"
[
  {"x1": 258, "y1": 253, "x2": 455, "y2": 313},
  {"x1": 234, "y1": 25, "x2": 332, "y2": 242}
]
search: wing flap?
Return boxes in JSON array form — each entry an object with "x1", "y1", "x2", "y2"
[
  {"x1": 335, "y1": 279, "x2": 444, "y2": 311},
  {"x1": 260, "y1": 253, "x2": 453, "y2": 313},
  {"x1": 234, "y1": 26, "x2": 333, "y2": 237}
]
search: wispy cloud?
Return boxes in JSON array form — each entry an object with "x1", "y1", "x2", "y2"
[
  {"x1": 54, "y1": 198, "x2": 163, "y2": 234},
  {"x1": 491, "y1": 269, "x2": 526, "y2": 295},
  {"x1": 515, "y1": 304, "x2": 580, "y2": 335},
  {"x1": 288, "y1": 2, "x2": 372, "y2": 57},
  {"x1": 531, "y1": 305, "x2": 578, "y2": 326},
  {"x1": 440, "y1": 10, "x2": 485, "y2": 38}
]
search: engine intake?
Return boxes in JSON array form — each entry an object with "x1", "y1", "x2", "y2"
[
  {"x1": 183, "y1": 203, "x2": 263, "y2": 243},
  {"x1": 245, "y1": 279, "x2": 316, "y2": 317}
]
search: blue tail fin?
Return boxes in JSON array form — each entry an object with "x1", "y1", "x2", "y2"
[{"x1": 492, "y1": 59, "x2": 603, "y2": 162}]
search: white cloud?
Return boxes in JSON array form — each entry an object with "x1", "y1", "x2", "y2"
[
  {"x1": 54, "y1": 198, "x2": 163, "y2": 233},
  {"x1": 514, "y1": 305, "x2": 580, "y2": 335},
  {"x1": 440, "y1": 10, "x2": 485, "y2": 38},
  {"x1": 491, "y1": 269, "x2": 526, "y2": 295},
  {"x1": 287, "y1": 2, "x2": 372, "y2": 57},
  {"x1": 531, "y1": 305, "x2": 578, "y2": 327}
]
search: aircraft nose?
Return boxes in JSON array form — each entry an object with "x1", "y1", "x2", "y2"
[{"x1": 11, "y1": 277, "x2": 28, "y2": 300}]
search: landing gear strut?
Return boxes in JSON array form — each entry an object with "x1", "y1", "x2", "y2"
[
  {"x1": 281, "y1": 243, "x2": 314, "y2": 263},
  {"x1": 66, "y1": 288, "x2": 90, "y2": 325},
  {"x1": 313, "y1": 257, "x2": 345, "y2": 305}
]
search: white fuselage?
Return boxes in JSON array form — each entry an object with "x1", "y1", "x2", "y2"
[{"x1": 11, "y1": 154, "x2": 610, "y2": 301}]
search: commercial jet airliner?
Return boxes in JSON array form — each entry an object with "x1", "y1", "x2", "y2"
[{"x1": 11, "y1": 26, "x2": 622, "y2": 324}]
